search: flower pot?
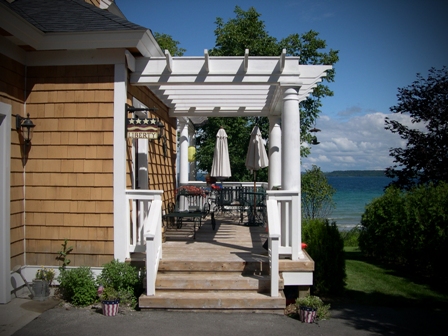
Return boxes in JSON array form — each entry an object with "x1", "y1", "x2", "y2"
[
  {"x1": 32, "y1": 279, "x2": 50, "y2": 301},
  {"x1": 102, "y1": 300, "x2": 119, "y2": 316},
  {"x1": 299, "y1": 306, "x2": 317, "y2": 323}
]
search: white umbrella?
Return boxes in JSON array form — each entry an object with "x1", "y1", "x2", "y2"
[
  {"x1": 245, "y1": 126, "x2": 269, "y2": 225},
  {"x1": 210, "y1": 127, "x2": 231, "y2": 179},
  {"x1": 245, "y1": 125, "x2": 269, "y2": 189}
]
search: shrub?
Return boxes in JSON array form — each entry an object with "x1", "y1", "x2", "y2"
[
  {"x1": 340, "y1": 226, "x2": 361, "y2": 247},
  {"x1": 58, "y1": 266, "x2": 97, "y2": 306},
  {"x1": 359, "y1": 183, "x2": 448, "y2": 285},
  {"x1": 96, "y1": 259, "x2": 141, "y2": 307},
  {"x1": 302, "y1": 218, "x2": 346, "y2": 296}
]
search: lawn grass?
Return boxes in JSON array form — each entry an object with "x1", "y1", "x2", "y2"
[{"x1": 342, "y1": 246, "x2": 448, "y2": 307}]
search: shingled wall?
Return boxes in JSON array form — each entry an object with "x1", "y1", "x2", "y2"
[{"x1": 1, "y1": 56, "x2": 176, "y2": 268}]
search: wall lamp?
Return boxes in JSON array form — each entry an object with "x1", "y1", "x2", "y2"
[
  {"x1": 125, "y1": 104, "x2": 165, "y2": 140},
  {"x1": 16, "y1": 113, "x2": 35, "y2": 145}
]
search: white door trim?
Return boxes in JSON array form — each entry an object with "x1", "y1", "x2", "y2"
[{"x1": 0, "y1": 102, "x2": 12, "y2": 303}]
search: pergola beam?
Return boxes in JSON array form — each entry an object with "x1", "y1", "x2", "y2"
[{"x1": 130, "y1": 52, "x2": 331, "y2": 117}]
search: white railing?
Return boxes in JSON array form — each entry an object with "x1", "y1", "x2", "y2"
[
  {"x1": 144, "y1": 199, "x2": 163, "y2": 296},
  {"x1": 266, "y1": 199, "x2": 280, "y2": 297},
  {"x1": 124, "y1": 189, "x2": 163, "y2": 296},
  {"x1": 266, "y1": 190, "x2": 302, "y2": 260},
  {"x1": 125, "y1": 190, "x2": 163, "y2": 256}
]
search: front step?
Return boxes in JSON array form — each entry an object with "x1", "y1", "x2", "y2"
[
  {"x1": 139, "y1": 290, "x2": 285, "y2": 313},
  {"x1": 139, "y1": 259, "x2": 285, "y2": 312},
  {"x1": 156, "y1": 272, "x2": 283, "y2": 292}
]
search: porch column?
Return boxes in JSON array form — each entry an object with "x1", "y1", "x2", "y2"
[
  {"x1": 188, "y1": 123, "x2": 196, "y2": 181},
  {"x1": 268, "y1": 116, "x2": 282, "y2": 190},
  {"x1": 281, "y1": 86, "x2": 302, "y2": 260},
  {"x1": 281, "y1": 87, "x2": 301, "y2": 190},
  {"x1": 178, "y1": 118, "x2": 189, "y2": 186}
]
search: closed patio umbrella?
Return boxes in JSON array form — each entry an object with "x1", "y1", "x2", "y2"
[
  {"x1": 210, "y1": 127, "x2": 231, "y2": 180},
  {"x1": 245, "y1": 126, "x2": 269, "y2": 226},
  {"x1": 245, "y1": 125, "x2": 269, "y2": 191}
]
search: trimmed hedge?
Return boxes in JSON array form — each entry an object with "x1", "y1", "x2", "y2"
[{"x1": 302, "y1": 218, "x2": 346, "y2": 295}]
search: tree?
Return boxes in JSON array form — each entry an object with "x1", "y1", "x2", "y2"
[
  {"x1": 385, "y1": 67, "x2": 448, "y2": 189},
  {"x1": 153, "y1": 32, "x2": 186, "y2": 56},
  {"x1": 301, "y1": 165, "x2": 335, "y2": 219},
  {"x1": 195, "y1": 6, "x2": 338, "y2": 181}
]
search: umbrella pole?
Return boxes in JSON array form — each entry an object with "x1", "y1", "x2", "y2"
[{"x1": 253, "y1": 171, "x2": 257, "y2": 224}]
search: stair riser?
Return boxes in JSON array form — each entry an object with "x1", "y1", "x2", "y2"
[
  {"x1": 156, "y1": 279, "x2": 283, "y2": 291},
  {"x1": 159, "y1": 261, "x2": 270, "y2": 274},
  {"x1": 139, "y1": 297, "x2": 285, "y2": 310}
]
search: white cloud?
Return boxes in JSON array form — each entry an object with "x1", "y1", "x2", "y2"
[{"x1": 302, "y1": 112, "x2": 422, "y2": 172}]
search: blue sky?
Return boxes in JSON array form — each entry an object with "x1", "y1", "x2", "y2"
[{"x1": 117, "y1": 0, "x2": 448, "y2": 172}]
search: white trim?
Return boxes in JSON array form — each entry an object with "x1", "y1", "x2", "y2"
[
  {"x1": 0, "y1": 36, "x2": 26, "y2": 65},
  {"x1": 26, "y1": 49, "x2": 125, "y2": 66},
  {"x1": 113, "y1": 62, "x2": 128, "y2": 262},
  {"x1": 282, "y1": 272, "x2": 313, "y2": 286},
  {"x1": 0, "y1": 3, "x2": 163, "y2": 58},
  {"x1": 0, "y1": 102, "x2": 11, "y2": 303}
]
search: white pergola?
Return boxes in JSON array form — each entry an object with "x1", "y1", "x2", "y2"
[{"x1": 129, "y1": 49, "x2": 331, "y2": 191}]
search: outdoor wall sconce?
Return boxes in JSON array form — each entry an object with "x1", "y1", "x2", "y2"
[
  {"x1": 310, "y1": 126, "x2": 321, "y2": 145},
  {"x1": 16, "y1": 113, "x2": 35, "y2": 146}
]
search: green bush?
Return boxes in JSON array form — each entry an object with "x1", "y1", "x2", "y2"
[
  {"x1": 359, "y1": 183, "x2": 448, "y2": 285},
  {"x1": 302, "y1": 218, "x2": 346, "y2": 295},
  {"x1": 58, "y1": 267, "x2": 97, "y2": 306},
  {"x1": 340, "y1": 226, "x2": 361, "y2": 247},
  {"x1": 97, "y1": 259, "x2": 141, "y2": 307}
]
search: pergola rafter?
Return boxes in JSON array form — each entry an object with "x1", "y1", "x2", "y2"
[{"x1": 130, "y1": 50, "x2": 331, "y2": 120}]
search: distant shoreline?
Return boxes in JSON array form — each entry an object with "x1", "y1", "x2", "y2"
[{"x1": 324, "y1": 170, "x2": 386, "y2": 177}]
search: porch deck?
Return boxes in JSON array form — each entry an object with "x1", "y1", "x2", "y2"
[{"x1": 137, "y1": 213, "x2": 314, "y2": 313}]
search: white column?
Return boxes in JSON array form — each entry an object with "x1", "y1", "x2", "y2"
[
  {"x1": 188, "y1": 124, "x2": 196, "y2": 181},
  {"x1": 281, "y1": 87, "x2": 301, "y2": 190},
  {"x1": 113, "y1": 63, "x2": 128, "y2": 262},
  {"x1": 268, "y1": 116, "x2": 282, "y2": 190},
  {"x1": 0, "y1": 102, "x2": 11, "y2": 303},
  {"x1": 178, "y1": 118, "x2": 189, "y2": 185}
]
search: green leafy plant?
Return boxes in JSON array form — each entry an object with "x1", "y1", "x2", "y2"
[
  {"x1": 359, "y1": 182, "x2": 448, "y2": 286},
  {"x1": 57, "y1": 266, "x2": 97, "y2": 307},
  {"x1": 96, "y1": 260, "x2": 141, "y2": 308},
  {"x1": 301, "y1": 165, "x2": 335, "y2": 220},
  {"x1": 295, "y1": 295, "x2": 330, "y2": 320},
  {"x1": 98, "y1": 286, "x2": 119, "y2": 302},
  {"x1": 302, "y1": 218, "x2": 346, "y2": 295},
  {"x1": 35, "y1": 267, "x2": 55, "y2": 285},
  {"x1": 56, "y1": 239, "x2": 73, "y2": 271}
]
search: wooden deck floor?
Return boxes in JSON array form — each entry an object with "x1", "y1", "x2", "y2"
[{"x1": 162, "y1": 213, "x2": 314, "y2": 272}]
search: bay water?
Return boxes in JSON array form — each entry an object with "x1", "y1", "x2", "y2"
[{"x1": 326, "y1": 176, "x2": 392, "y2": 231}]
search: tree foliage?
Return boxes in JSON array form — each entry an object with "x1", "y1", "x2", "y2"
[
  {"x1": 195, "y1": 6, "x2": 338, "y2": 181},
  {"x1": 302, "y1": 218, "x2": 346, "y2": 295},
  {"x1": 385, "y1": 67, "x2": 448, "y2": 189},
  {"x1": 301, "y1": 165, "x2": 335, "y2": 219},
  {"x1": 195, "y1": 117, "x2": 267, "y2": 182},
  {"x1": 359, "y1": 183, "x2": 448, "y2": 286},
  {"x1": 153, "y1": 32, "x2": 186, "y2": 56}
]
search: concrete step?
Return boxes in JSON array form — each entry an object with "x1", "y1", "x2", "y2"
[
  {"x1": 156, "y1": 272, "x2": 283, "y2": 292},
  {"x1": 139, "y1": 290, "x2": 285, "y2": 312}
]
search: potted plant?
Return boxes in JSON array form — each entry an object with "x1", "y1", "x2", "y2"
[
  {"x1": 32, "y1": 267, "x2": 55, "y2": 300},
  {"x1": 295, "y1": 295, "x2": 330, "y2": 323},
  {"x1": 98, "y1": 285, "x2": 120, "y2": 316}
]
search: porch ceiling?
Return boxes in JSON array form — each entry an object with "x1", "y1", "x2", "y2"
[{"x1": 130, "y1": 50, "x2": 331, "y2": 121}]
